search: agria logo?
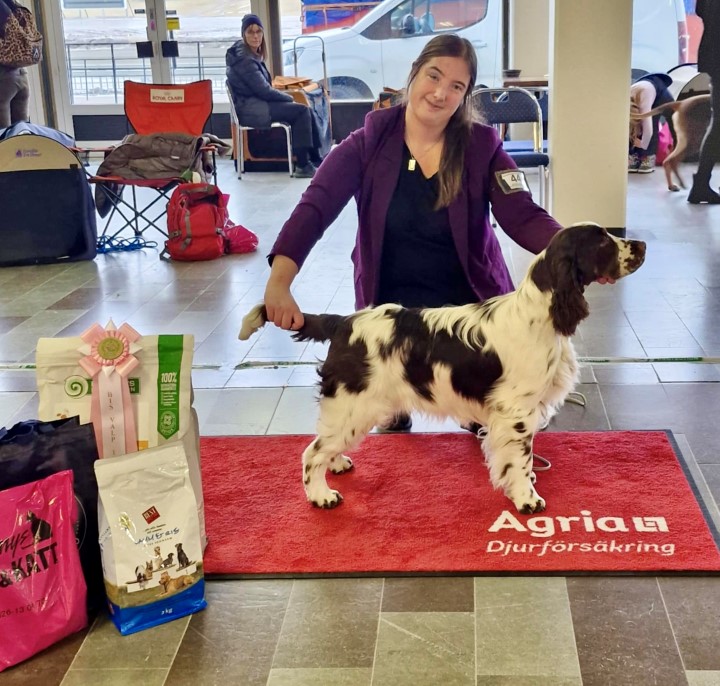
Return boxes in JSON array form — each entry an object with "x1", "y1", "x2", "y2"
[{"x1": 488, "y1": 510, "x2": 669, "y2": 538}]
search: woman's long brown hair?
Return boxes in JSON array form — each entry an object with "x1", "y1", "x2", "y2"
[{"x1": 404, "y1": 34, "x2": 478, "y2": 209}]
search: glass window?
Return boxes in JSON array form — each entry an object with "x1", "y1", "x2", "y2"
[
  {"x1": 62, "y1": 0, "x2": 255, "y2": 105},
  {"x1": 63, "y1": 3, "x2": 150, "y2": 104},
  {"x1": 387, "y1": 0, "x2": 488, "y2": 40}
]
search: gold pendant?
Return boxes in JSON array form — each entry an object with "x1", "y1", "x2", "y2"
[{"x1": 408, "y1": 158, "x2": 416, "y2": 171}]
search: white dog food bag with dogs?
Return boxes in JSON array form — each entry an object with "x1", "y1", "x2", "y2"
[
  {"x1": 35, "y1": 322, "x2": 206, "y2": 547},
  {"x1": 95, "y1": 442, "x2": 206, "y2": 635}
]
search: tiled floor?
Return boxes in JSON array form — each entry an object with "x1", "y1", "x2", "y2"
[{"x1": 1, "y1": 160, "x2": 720, "y2": 686}]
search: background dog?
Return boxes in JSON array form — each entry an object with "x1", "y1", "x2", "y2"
[
  {"x1": 175, "y1": 543, "x2": 191, "y2": 568},
  {"x1": 158, "y1": 571, "x2": 194, "y2": 595},
  {"x1": 240, "y1": 224, "x2": 645, "y2": 514},
  {"x1": 631, "y1": 94, "x2": 712, "y2": 191},
  {"x1": 134, "y1": 561, "x2": 153, "y2": 590}
]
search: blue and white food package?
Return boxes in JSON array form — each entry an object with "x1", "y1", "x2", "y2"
[{"x1": 95, "y1": 442, "x2": 206, "y2": 635}]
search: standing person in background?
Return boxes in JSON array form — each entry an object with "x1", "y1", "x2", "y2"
[
  {"x1": 628, "y1": 73, "x2": 675, "y2": 174},
  {"x1": 688, "y1": 0, "x2": 720, "y2": 204},
  {"x1": 0, "y1": 0, "x2": 30, "y2": 129},
  {"x1": 261, "y1": 34, "x2": 569, "y2": 432},
  {"x1": 226, "y1": 14, "x2": 322, "y2": 179}
]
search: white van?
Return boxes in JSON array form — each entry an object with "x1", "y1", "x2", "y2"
[
  {"x1": 284, "y1": 0, "x2": 688, "y2": 100},
  {"x1": 285, "y1": 0, "x2": 502, "y2": 99}
]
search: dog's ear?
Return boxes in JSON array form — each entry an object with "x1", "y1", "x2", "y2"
[{"x1": 550, "y1": 256, "x2": 590, "y2": 336}]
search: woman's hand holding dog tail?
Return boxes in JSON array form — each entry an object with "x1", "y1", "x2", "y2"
[
  {"x1": 264, "y1": 255, "x2": 305, "y2": 330},
  {"x1": 265, "y1": 288, "x2": 304, "y2": 331}
]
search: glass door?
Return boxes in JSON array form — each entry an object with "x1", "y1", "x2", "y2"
[
  {"x1": 62, "y1": 0, "x2": 151, "y2": 105},
  {"x1": 61, "y1": 0, "x2": 253, "y2": 107}
]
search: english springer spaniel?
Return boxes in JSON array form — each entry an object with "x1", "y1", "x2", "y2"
[{"x1": 240, "y1": 223, "x2": 646, "y2": 514}]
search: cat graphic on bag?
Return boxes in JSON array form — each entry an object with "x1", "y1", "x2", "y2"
[{"x1": 26, "y1": 511, "x2": 52, "y2": 544}]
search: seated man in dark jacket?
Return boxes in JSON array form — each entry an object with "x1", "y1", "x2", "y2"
[{"x1": 226, "y1": 14, "x2": 321, "y2": 178}]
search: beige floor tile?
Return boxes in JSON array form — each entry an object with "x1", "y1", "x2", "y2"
[
  {"x1": 475, "y1": 678, "x2": 582, "y2": 686},
  {"x1": 272, "y1": 579, "x2": 382, "y2": 669},
  {"x1": 373, "y1": 612, "x2": 475, "y2": 686},
  {"x1": 474, "y1": 577, "x2": 580, "y2": 679},
  {"x1": 686, "y1": 671, "x2": 720, "y2": 686},
  {"x1": 267, "y1": 667, "x2": 372, "y2": 686},
  {"x1": 60, "y1": 668, "x2": 168, "y2": 686},
  {"x1": 69, "y1": 614, "x2": 190, "y2": 670}
]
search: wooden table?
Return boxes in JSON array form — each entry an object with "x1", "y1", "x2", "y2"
[{"x1": 502, "y1": 77, "x2": 549, "y2": 88}]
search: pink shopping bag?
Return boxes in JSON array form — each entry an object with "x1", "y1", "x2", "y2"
[{"x1": 0, "y1": 471, "x2": 88, "y2": 672}]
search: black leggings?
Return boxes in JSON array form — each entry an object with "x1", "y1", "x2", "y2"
[
  {"x1": 267, "y1": 101, "x2": 314, "y2": 165},
  {"x1": 696, "y1": 81, "x2": 720, "y2": 185},
  {"x1": 636, "y1": 87, "x2": 676, "y2": 157}
]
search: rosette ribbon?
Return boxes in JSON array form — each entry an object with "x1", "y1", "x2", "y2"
[{"x1": 78, "y1": 320, "x2": 142, "y2": 458}]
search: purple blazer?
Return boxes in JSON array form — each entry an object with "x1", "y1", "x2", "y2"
[{"x1": 270, "y1": 105, "x2": 562, "y2": 309}]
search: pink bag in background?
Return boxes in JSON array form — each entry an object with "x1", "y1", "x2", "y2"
[
  {"x1": 656, "y1": 121, "x2": 673, "y2": 165},
  {"x1": 223, "y1": 221, "x2": 258, "y2": 255},
  {"x1": 0, "y1": 471, "x2": 88, "y2": 672}
]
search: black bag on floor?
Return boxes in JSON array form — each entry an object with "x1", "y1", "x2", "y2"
[{"x1": 0, "y1": 417, "x2": 104, "y2": 611}]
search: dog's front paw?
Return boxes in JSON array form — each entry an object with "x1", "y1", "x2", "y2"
[
  {"x1": 329, "y1": 454, "x2": 353, "y2": 474},
  {"x1": 507, "y1": 483, "x2": 545, "y2": 514},
  {"x1": 518, "y1": 497, "x2": 546, "y2": 514},
  {"x1": 309, "y1": 489, "x2": 343, "y2": 509}
]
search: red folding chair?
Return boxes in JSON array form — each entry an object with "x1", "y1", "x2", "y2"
[{"x1": 89, "y1": 80, "x2": 216, "y2": 251}]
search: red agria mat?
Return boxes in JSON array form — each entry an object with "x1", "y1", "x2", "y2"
[{"x1": 200, "y1": 431, "x2": 720, "y2": 576}]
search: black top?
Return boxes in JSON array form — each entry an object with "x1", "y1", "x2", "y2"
[{"x1": 377, "y1": 144, "x2": 476, "y2": 308}]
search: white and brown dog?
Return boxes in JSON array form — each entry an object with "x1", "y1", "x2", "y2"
[{"x1": 240, "y1": 224, "x2": 646, "y2": 514}]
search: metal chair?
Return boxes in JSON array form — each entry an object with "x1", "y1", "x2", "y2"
[
  {"x1": 502, "y1": 87, "x2": 549, "y2": 152},
  {"x1": 472, "y1": 86, "x2": 550, "y2": 208},
  {"x1": 226, "y1": 84, "x2": 293, "y2": 179}
]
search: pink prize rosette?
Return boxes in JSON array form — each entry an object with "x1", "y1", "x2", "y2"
[{"x1": 78, "y1": 320, "x2": 142, "y2": 458}]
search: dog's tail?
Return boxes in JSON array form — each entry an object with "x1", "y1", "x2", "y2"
[
  {"x1": 291, "y1": 313, "x2": 345, "y2": 343},
  {"x1": 630, "y1": 100, "x2": 683, "y2": 121},
  {"x1": 238, "y1": 303, "x2": 268, "y2": 340},
  {"x1": 239, "y1": 303, "x2": 346, "y2": 343}
]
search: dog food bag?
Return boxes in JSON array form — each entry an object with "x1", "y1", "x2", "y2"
[
  {"x1": 0, "y1": 471, "x2": 88, "y2": 672},
  {"x1": 35, "y1": 323, "x2": 206, "y2": 547},
  {"x1": 95, "y1": 442, "x2": 206, "y2": 635}
]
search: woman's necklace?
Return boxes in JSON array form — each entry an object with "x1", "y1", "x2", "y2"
[{"x1": 406, "y1": 137, "x2": 443, "y2": 172}]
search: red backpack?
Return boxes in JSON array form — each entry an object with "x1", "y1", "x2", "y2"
[{"x1": 164, "y1": 183, "x2": 228, "y2": 261}]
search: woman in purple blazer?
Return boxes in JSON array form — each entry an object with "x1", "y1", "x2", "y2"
[{"x1": 264, "y1": 34, "x2": 563, "y2": 431}]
